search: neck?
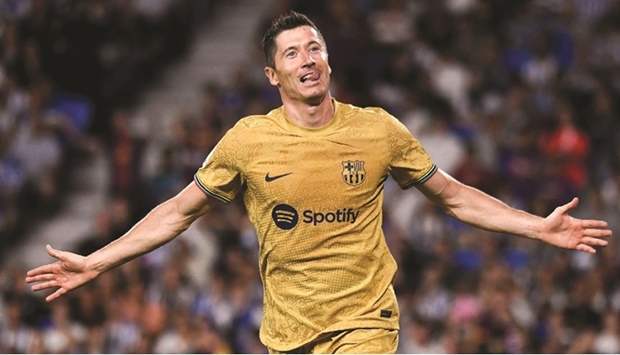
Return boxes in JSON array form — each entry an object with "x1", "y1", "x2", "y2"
[{"x1": 282, "y1": 93, "x2": 334, "y2": 128}]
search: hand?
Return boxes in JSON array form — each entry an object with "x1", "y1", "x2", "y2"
[
  {"x1": 540, "y1": 198, "x2": 612, "y2": 253},
  {"x1": 25, "y1": 244, "x2": 97, "y2": 302}
]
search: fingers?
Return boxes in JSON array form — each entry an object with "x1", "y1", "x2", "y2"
[
  {"x1": 31, "y1": 280, "x2": 59, "y2": 292},
  {"x1": 579, "y1": 219, "x2": 612, "y2": 253},
  {"x1": 46, "y1": 244, "x2": 64, "y2": 260},
  {"x1": 575, "y1": 234, "x2": 610, "y2": 254},
  {"x1": 576, "y1": 243, "x2": 596, "y2": 254},
  {"x1": 25, "y1": 263, "x2": 58, "y2": 280},
  {"x1": 25, "y1": 272, "x2": 56, "y2": 284},
  {"x1": 557, "y1": 197, "x2": 579, "y2": 215},
  {"x1": 26, "y1": 245, "x2": 64, "y2": 280},
  {"x1": 25, "y1": 267, "x2": 61, "y2": 295},
  {"x1": 581, "y1": 236, "x2": 609, "y2": 247},
  {"x1": 582, "y1": 220, "x2": 610, "y2": 229},
  {"x1": 583, "y1": 228, "x2": 613, "y2": 237},
  {"x1": 25, "y1": 272, "x2": 65, "y2": 303},
  {"x1": 46, "y1": 288, "x2": 67, "y2": 302},
  {"x1": 25, "y1": 245, "x2": 75, "y2": 303}
]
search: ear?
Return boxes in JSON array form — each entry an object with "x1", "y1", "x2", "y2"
[
  {"x1": 325, "y1": 52, "x2": 332, "y2": 75},
  {"x1": 264, "y1": 66, "x2": 280, "y2": 87}
]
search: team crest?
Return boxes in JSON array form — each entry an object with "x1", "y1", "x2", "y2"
[{"x1": 342, "y1": 161, "x2": 366, "y2": 186}]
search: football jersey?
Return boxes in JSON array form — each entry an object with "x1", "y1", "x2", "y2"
[{"x1": 194, "y1": 100, "x2": 437, "y2": 350}]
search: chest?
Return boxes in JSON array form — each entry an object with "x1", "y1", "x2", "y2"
[{"x1": 241, "y1": 130, "x2": 389, "y2": 205}]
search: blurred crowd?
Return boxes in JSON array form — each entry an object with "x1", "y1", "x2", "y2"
[
  {"x1": 0, "y1": 0, "x2": 209, "y2": 250},
  {"x1": 2, "y1": 0, "x2": 620, "y2": 353}
]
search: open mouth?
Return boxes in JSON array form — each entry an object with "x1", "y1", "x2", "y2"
[{"x1": 300, "y1": 72, "x2": 319, "y2": 83}]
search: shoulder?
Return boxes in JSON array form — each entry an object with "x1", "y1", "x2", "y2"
[
  {"x1": 231, "y1": 105, "x2": 286, "y2": 131},
  {"x1": 215, "y1": 110, "x2": 284, "y2": 156},
  {"x1": 340, "y1": 103, "x2": 418, "y2": 145},
  {"x1": 222, "y1": 114, "x2": 278, "y2": 140},
  {"x1": 341, "y1": 103, "x2": 408, "y2": 139},
  {"x1": 232, "y1": 114, "x2": 272, "y2": 130},
  {"x1": 336, "y1": 101, "x2": 397, "y2": 123}
]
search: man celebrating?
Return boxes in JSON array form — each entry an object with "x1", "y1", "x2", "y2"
[{"x1": 26, "y1": 12, "x2": 611, "y2": 354}]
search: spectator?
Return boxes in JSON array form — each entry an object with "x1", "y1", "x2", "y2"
[
  {"x1": 592, "y1": 312, "x2": 620, "y2": 354},
  {"x1": 539, "y1": 99, "x2": 590, "y2": 193},
  {"x1": 6, "y1": 78, "x2": 63, "y2": 212}
]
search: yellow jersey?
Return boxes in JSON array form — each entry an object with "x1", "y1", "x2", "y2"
[{"x1": 194, "y1": 100, "x2": 437, "y2": 350}]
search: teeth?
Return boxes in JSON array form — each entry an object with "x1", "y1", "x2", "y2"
[{"x1": 300, "y1": 73, "x2": 312, "y2": 83}]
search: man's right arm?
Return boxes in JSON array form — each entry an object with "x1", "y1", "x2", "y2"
[
  {"x1": 88, "y1": 181, "x2": 215, "y2": 273},
  {"x1": 26, "y1": 181, "x2": 217, "y2": 301}
]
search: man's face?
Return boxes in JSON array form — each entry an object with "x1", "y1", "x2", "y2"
[{"x1": 265, "y1": 26, "x2": 331, "y2": 105}]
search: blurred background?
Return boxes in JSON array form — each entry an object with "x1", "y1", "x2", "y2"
[{"x1": 1, "y1": 0, "x2": 620, "y2": 353}]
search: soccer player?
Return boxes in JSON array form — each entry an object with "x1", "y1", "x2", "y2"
[{"x1": 26, "y1": 11, "x2": 612, "y2": 354}]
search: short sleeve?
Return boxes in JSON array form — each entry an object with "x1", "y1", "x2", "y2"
[
  {"x1": 194, "y1": 127, "x2": 244, "y2": 203},
  {"x1": 383, "y1": 110, "x2": 437, "y2": 189}
]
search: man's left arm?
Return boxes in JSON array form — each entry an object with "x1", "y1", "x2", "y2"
[{"x1": 416, "y1": 169, "x2": 612, "y2": 253}]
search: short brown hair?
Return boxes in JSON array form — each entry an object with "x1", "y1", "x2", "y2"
[{"x1": 261, "y1": 11, "x2": 326, "y2": 69}]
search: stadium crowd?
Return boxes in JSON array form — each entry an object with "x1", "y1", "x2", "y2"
[
  {"x1": 2, "y1": 0, "x2": 620, "y2": 353},
  {"x1": 0, "y1": 0, "x2": 208, "y2": 251}
]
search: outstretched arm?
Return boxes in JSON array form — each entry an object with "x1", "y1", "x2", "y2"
[
  {"x1": 25, "y1": 181, "x2": 217, "y2": 301},
  {"x1": 416, "y1": 169, "x2": 612, "y2": 253}
]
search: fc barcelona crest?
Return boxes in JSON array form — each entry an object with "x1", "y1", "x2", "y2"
[{"x1": 342, "y1": 160, "x2": 366, "y2": 186}]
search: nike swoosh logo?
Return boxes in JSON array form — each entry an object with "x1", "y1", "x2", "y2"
[{"x1": 265, "y1": 172, "x2": 293, "y2": 182}]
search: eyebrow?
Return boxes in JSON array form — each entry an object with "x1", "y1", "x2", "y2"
[{"x1": 281, "y1": 40, "x2": 322, "y2": 56}]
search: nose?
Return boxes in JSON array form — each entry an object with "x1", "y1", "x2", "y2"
[{"x1": 301, "y1": 50, "x2": 316, "y2": 67}]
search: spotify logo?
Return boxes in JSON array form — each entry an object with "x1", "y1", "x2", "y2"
[{"x1": 272, "y1": 204, "x2": 299, "y2": 230}]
